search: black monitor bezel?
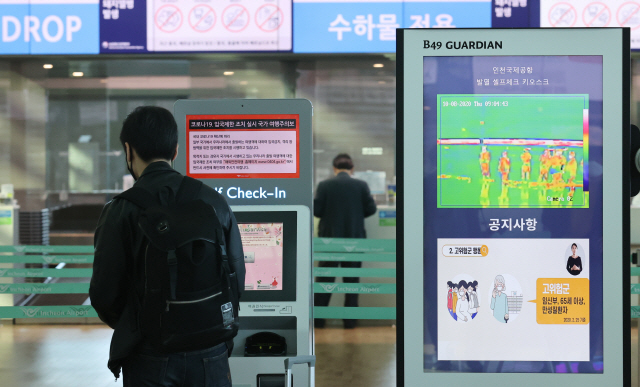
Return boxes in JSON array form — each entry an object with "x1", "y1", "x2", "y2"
[{"x1": 235, "y1": 210, "x2": 297, "y2": 302}]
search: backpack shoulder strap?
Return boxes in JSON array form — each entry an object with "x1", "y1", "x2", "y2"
[
  {"x1": 175, "y1": 176, "x2": 203, "y2": 203},
  {"x1": 115, "y1": 187, "x2": 160, "y2": 209}
]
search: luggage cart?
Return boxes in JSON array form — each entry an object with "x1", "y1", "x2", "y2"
[{"x1": 284, "y1": 356, "x2": 316, "y2": 387}]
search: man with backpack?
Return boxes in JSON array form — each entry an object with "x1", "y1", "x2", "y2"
[{"x1": 90, "y1": 106, "x2": 245, "y2": 386}]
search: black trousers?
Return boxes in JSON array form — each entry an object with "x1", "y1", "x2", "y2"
[{"x1": 314, "y1": 260, "x2": 362, "y2": 308}]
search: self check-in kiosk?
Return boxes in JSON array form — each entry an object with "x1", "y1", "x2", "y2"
[
  {"x1": 174, "y1": 99, "x2": 313, "y2": 387},
  {"x1": 398, "y1": 28, "x2": 630, "y2": 386}
]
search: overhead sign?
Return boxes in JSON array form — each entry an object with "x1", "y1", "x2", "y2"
[
  {"x1": 146, "y1": 0, "x2": 292, "y2": 52},
  {"x1": 541, "y1": 0, "x2": 640, "y2": 49},
  {"x1": 398, "y1": 28, "x2": 630, "y2": 386},
  {"x1": 293, "y1": 0, "x2": 491, "y2": 53},
  {"x1": 0, "y1": 0, "x2": 99, "y2": 55},
  {"x1": 100, "y1": 0, "x2": 147, "y2": 53}
]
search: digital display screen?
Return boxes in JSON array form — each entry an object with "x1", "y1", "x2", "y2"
[
  {"x1": 240, "y1": 223, "x2": 284, "y2": 291},
  {"x1": 186, "y1": 114, "x2": 299, "y2": 179},
  {"x1": 423, "y1": 56, "x2": 603, "y2": 373},
  {"x1": 437, "y1": 94, "x2": 589, "y2": 208}
]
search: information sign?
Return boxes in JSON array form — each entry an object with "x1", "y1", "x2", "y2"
[
  {"x1": 397, "y1": 28, "x2": 630, "y2": 386},
  {"x1": 541, "y1": 1, "x2": 640, "y2": 48},
  {"x1": 0, "y1": 0, "x2": 99, "y2": 55},
  {"x1": 293, "y1": 0, "x2": 491, "y2": 54},
  {"x1": 186, "y1": 114, "x2": 299, "y2": 179},
  {"x1": 146, "y1": 0, "x2": 292, "y2": 52}
]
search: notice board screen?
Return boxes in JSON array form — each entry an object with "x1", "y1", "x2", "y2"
[
  {"x1": 186, "y1": 114, "x2": 299, "y2": 179},
  {"x1": 398, "y1": 28, "x2": 629, "y2": 386}
]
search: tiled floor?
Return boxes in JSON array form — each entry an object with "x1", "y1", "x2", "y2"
[
  {"x1": 1, "y1": 322, "x2": 636, "y2": 387},
  {"x1": 0, "y1": 323, "x2": 396, "y2": 387}
]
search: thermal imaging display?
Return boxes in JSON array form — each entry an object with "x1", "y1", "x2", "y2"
[
  {"x1": 239, "y1": 222, "x2": 284, "y2": 291},
  {"x1": 437, "y1": 94, "x2": 589, "y2": 208}
]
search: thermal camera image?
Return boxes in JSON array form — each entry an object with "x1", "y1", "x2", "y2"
[{"x1": 437, "y1": 94, "x2": 588, "y2": 208}]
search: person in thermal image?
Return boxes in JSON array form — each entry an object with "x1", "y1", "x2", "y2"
[
  {"x1": 498, "y1": 151, "x2": 510, "y2": 200},
  {"x1": 549, "y1": 149, "x2": 567, "y2": 183},
  {"x1": 521, "y1": 148, "x2": 532, "y2": 181},
  {"x1": 456, "y1": 280, "x2": 471, "y2": 322},
  {"x1": 479, "y1": 146, "x2": 491, "y2": 178},
  {"x1": 565, "y1": 151, "x2": 579, "y2": 200},
  {"x1": 498, "y1": 150, "x2": 510, "y2": 183},
  {"x1": 490, "y1": 275, "x2": 509, "y2": 324},
  {"x1": 538, "y1": 149, "x2": 551, "y2": 182}
]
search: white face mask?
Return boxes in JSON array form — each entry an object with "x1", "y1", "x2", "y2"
[{"x1": 497, "y1": 285, "x2": 504, "y2": 291}]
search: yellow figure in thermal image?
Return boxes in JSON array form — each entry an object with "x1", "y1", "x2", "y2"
[
  {"x1": 521, "y1": 148, "x2": 532, "y2": 181},
  {"x1": 498, "y1": 150, "x2": 510, "y2": 200},
  {"x1": 549, "y1": 149, "x2": 567, "y2": 184},
  {"x1": 538, "y1": 149, "x2": 551, "y2": 182},
  {"x1": 479, "y1": 146, "x2": 491, "y2": 178}
]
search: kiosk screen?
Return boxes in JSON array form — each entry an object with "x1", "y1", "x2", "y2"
[
  {"x1": 233, "y1": 210, "x2": 297, "y2": 302},
  {"x1": 185, "y1": 114, "x2": 300, "y2": 179},
  {"x1": 240, "y1": 222, "x2": 284, "y2": 291},
  {"x1": 424, "y1": 56, "x2": 603, "y2": 372}
]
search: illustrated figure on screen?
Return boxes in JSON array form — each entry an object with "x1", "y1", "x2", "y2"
[
  {"x1": 452, "y1": 283, "x2": 458, "y2": 320},
  {"x1": 538, "y1": 149, "x2": 551, "y2": 182},
  {"x1": 447, "y1": 281, "x2": 454, "y2": 317},
  {"x1": 520, "y1": 148, "x2": 532, "y2": 181},
  {"x1": 566, "y1": 243, "x2": 583, "y2": 276},
  {"x1": 490, "y1": 275, "x2": 509, "y2": 323},
  {"x1": 455, "y1": 280, "x2": 471, "y2": 322},
  {"x1": 313, "y1": 153, "x2": 377, "y2": 329},
  {"x1": 467, "y1": 281, "x2": 479, "y2": 318}
]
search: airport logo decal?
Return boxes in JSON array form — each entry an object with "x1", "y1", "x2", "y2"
[
  {"x1": 319, "y1": 283, "x2": 339, "y2": 293},
  {"x1": 43, "y1": 256, "x2": 55, "y2": 264},
  {"x1": 21, "y1": 307, "x2": 41, "y2": 318}
]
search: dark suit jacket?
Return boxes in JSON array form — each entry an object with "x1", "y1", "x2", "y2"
[{"x1": 314, "y1": 172, "x2": 377, "y2": 238}]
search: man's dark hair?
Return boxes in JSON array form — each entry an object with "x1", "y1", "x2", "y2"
[
  {"x1": 120, "y1": 106, "x2": 178, "y2": 162},
  {"x1": 572, "y1": 243, "x2": 578, "y2": 249},
  {"x1": 333, "y1": 153, "x2": 354, "y2": 170}
]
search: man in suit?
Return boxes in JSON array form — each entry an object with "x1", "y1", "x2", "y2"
[{"x1": 314, "y1": 153, "x2": 377, "y2": 328}]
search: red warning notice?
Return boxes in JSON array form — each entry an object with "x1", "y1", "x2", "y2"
[{"x1": 186, "y1": 114, "x2": 299, "y2": 179}]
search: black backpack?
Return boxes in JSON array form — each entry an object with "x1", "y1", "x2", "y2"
[{"x1": 116, "y1": 176, "x2": 240, "y2": 352}]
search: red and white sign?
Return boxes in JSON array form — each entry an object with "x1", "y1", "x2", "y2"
[
  {"x1": 189, "y1": 4, "x2": 216, "y2": 33},
  {"x1": 548, "y1": 2, "x2": 577, "y2": 27},
  {"x1": 582, "y1": 2, "x2": 611, "y2": 26},
  {"x1": 255, "y1": 4, "x2": 284, "y2": 32},
  {"x1": 223, "y1": 4, "x2": 250, "y2": 32},
  {"x1": 541, "y1": 0, "x2": 640, "y2": 48},
  {"x1": 155, "y1": 5, "x2": 183, "y2": 33},
  {"x1": 617, "y1": 2, "x2": 640, "y2": 29},
  {"x1": 186, "y1": 114, "x2": 300, "y2": 179},
  {"x1": 147, "y1": 0, "x2": 292, "y2": 52}
]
